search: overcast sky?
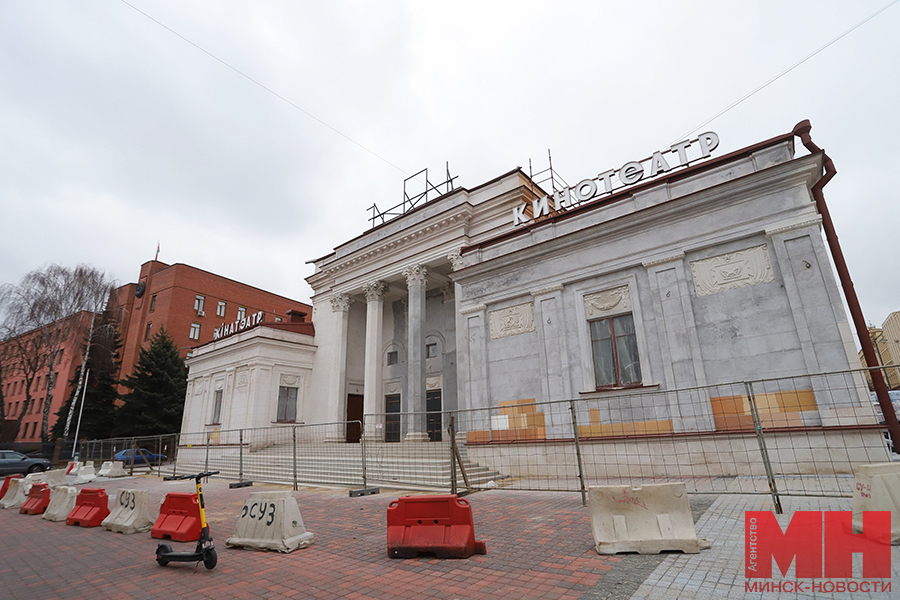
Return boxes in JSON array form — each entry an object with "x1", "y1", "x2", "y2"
[{"x1": 2, "y1": 1, "x2": 899, "y2": 338}]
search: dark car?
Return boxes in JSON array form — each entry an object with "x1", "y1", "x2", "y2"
[
  {"x1": 114, "y1": 448, "x2": 167, "y2": 466},
  {"x1": 0, "y1": 450, "x2": 52, "y2": 475}
]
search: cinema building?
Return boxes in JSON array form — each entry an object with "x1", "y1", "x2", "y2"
[{"x1": 182, "y1": 121, "x2": 889, "y2": 471}]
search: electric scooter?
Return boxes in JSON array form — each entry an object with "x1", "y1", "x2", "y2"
[{"x1": 155, "y1": 471, "x2": 220, "y2": 570}]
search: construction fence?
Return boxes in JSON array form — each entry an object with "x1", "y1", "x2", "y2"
[{"x1": 78, "y1": 367, "x2": 899, "y2": 512}]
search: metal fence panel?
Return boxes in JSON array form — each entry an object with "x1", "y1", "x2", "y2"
[
  {"x1": 75, "y1": 367, "x2": 894, "y2": 509},
  {"x1": 169, "y1": 422, "x2": 364, "y2": 487}
]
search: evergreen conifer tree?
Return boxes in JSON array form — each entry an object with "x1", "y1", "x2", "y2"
[
  {"x1": 115, "y1": 327, "x2": 187, "y2": 437},
  {"x1": 52, "y1": 309, "x2": 121, "y2": 441}
]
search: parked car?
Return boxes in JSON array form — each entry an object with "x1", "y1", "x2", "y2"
[
  {"x1": 114, "y1": 448, "x2": 167, "y2": 466},
  {"x1": 0, "y1": 450, "x2": 52, "y2": 475}
]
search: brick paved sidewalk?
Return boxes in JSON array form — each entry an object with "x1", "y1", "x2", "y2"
[
  {"x1": 0, "y1": 476, "x2": 620, "y2": 600},
  {"x1": 4, "y1": 476, "x2": 897, "y2": 599}
]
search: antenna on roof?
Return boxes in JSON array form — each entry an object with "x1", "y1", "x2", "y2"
[
  {"x1": 526, "y1": 150, "x2": 569, "y2": 196},
  {"x1": 528, "y1": 158, "x2": 534, "y2": 197},
  {"x1": 548, "y1": 149, "x2": 560, "y2": 193},
  {"x1": 367, "y1": 164, "x2": 458, "y2": 229}
]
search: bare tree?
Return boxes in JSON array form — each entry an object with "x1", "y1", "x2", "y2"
[{"x1": 2, "y1": 265, "x2": 116, "y2": 443}]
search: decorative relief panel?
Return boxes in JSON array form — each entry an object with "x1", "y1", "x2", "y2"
[
  {"x1": 214, "y1": 379, "x2": 224, "y2": 391},
  {"x1": 280, "y1": 374, "x2": 300, "y2": 387},
  {"x1": 236, "y1": 370, "x2": 249, "y2": 388},
  {"x1": 384, "y1": 380, "x2": 401, "y2": 395},
  {"x1": 690, "y1": 244, "x2": 775, "y2": 297},
  {"x1": 489, "y1": 302, "x2": 536, "y2": 340},
  {"x1": 426, "y1": 375, "x2": 442, "y2": 390},
  {"x1": 584, "y1": 286, "x2": 631, "y2": 319}
]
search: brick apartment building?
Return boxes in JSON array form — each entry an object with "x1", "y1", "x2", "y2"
[
  {"x1": 111, "y1": 260, "x2": 312, "y2": 382},
  {"x1": 1, "y1": 311, "x2": 93, "y2": 444}
]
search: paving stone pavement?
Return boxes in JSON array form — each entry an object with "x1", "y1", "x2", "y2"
[
  {"x1": 0, "y1": 475, "x2": 619, "y2": 600},
  {"x1": 1, "y1": 475, "x2": 898, "y2": 599}
]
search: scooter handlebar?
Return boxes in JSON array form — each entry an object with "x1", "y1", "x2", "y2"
[{"x1": 170, "y1": 471, "x2": 220, "y2": 480}]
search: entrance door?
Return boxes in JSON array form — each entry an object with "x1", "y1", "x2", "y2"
[
  {"x1": 346, "y1": 394, "x2": 363, "y2": 443},
  {"x1": 385, "y1": 394, "x2": 401, "y2": 442},
  {"x1": 426, "y1": 389, "x2": 442, "y2": 442}
]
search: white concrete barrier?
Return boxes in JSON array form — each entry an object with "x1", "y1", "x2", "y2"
[
  {"x1": 853, "y1": 462, "x2": 900, "y2": 544},
  {"x1": 0, "y1": 479, "x2": 28, "y2": 509},
  {"x1": 73, "y1": 463, "x2": 97, "y2": 485},
  {"x1": 42, "y1": 469, "x2": 67, "y2": 488},
  {"x1": 589, "y1": 482, "x2": 711, "y2": 554},
  {"x1": 42, "y1": 486, "x2": 78, "y2": 522},
  {"x1": 66, "y1": 461, "x2": 82, "y2": 475},
  {"x1": 226, "y1": 491, "x2": 314, "y2": 553},
  {"x1": 21, "y1": 472, "x2": 46, "y2": 495},
  {"x1": 102, "y1": 489, "x2": 154, "y2": 534},
  {"x1": 97, "y1": 461, "x2": 127, "y2": 478}
]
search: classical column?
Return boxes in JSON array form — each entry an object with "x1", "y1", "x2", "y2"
[
  {"x1": 362, "y1": 281, "x2": 386, "y2": 435},
  {"x1": 325, "y1": 292, "x2": 352, "y2": 443},
  {"x1": 403, "y1": 264, "x2": 428, "y2": 442}
]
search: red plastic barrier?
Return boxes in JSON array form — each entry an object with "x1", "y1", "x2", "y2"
[
  {"x1": 151, "y1": 492, "x2": 201, "y2": 542},
  {"x1": 66, "y1": 488, "x2": 111, "y2": 527},
  {"x1": 20, "y1": 483, "x2": 51, "y2": 515},
  {"x1": 1, "y1": 474, "x2": 23, "y2": 499},
  {"x1": 386, "y1": 494, "x2": 487, "y2": 558}
]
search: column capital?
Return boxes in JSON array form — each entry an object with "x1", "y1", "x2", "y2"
[
  {"x1": 402, "y1": 264, "x2": 428, "y2": 287},
  {"x1": 448, "y1": 248, "x2": 464, "y2": 271},
  {"x1": 330, "y1": 292, "x2": 352, "y2": 312},
  {"x1": 362, "y1": 280, "x2": 387, "y2": 302}
]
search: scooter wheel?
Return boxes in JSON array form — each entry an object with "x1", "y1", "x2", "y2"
[
  {"x1": 156, "y1": 543, "x2": 172, "y2": 566},
  {"x1": 203, "y1": 548, "x2": 217, "y2": 570}
]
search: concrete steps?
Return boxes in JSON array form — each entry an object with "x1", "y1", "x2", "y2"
[{"x1": 173, "y1": 441, "x2": 505, "y2": 490}]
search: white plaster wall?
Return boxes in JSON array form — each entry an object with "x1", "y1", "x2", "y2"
[
  {"x1": 181, "y1": 326, "x2": 316, "y2": 436},
  {"x1": 305, "y1": 297, "x2": 344, "y2": 425},
  {"x1": 453, "y1": 151, "x2": 856, "y2": 423}
]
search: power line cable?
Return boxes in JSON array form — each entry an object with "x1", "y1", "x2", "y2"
[
  {"x1": 118, "y1": 0, "x2": 411, "y2": 176},
  {"x1": 672, "y1": 0, "x2": 900, "y2": 144}
]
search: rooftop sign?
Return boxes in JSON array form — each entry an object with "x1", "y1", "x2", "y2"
[
  {"x1": 213, "y1": 311, "x2": 264, "y2": 341},
  {"x1": 513, "y1": 132, "x2": 719, "y2": 226}
]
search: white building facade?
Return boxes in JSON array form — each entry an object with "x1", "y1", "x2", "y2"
[
  {"x1": 301, "y1": 124, "x2": 865, "y2": 443},
  {"x1": 180, "y1": 123, "x2": 879, "y2": 455},
  {"x1": 181, "y1": 316, "x2": 316, "y2": 435}
]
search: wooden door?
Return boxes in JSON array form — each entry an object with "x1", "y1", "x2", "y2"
[
  {"x1": 346, "y1": 394, "x2": 363, "y2": 443},
  {"x1": 385, "y1": 394, "x2": 401, "y2": 442},
  {"x1": 426, "y1": 389, "x2": 442, "y2": 442}
]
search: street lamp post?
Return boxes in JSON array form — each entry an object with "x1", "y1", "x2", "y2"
[{"x1": 72, "y1": 368, "x2": 89, "y2": 461}]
